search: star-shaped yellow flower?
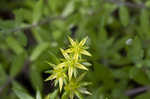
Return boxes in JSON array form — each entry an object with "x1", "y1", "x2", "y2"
[
  {"x1": 62, "y1": 73, "x2": 92, "y2": 99},
  {"x1": 65, "y1": 37, "x2": 91, "y2": 61},
  {"x1": 45, "y1": 67, "x2": 67, "y2": 92},
  {"x1": 58, "y1": 48, "x2": 88, "y2": 80},
  {"x1": 45, "y1": 36, "x2": 92, "y2": 95}
]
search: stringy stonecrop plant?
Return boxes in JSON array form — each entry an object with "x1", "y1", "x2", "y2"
[{"x1": 45, "y1": 37, "x2": 92, "y2": 99}]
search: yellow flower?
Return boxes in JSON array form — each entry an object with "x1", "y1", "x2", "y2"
[
  {"x1": 66, "y1": 37, "x2": 91, "y2": 61},
  {"x1": 59, "y1": 48, "x2": 88, "y2": 80},
  {"x1": 45, "y1": 36, "x2": 92, "y2": 95},
  {"x1": 45, "y1": 67, "x2": 67, "y2": 92},
  {"x1": 62, "y1": 73, "x2": 92, "y2": 99}
]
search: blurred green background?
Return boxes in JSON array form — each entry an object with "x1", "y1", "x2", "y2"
[{"x1": 1, "y1": 0, "x2": 150, "y2": 99}]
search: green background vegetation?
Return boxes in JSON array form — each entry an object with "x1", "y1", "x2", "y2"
[{"x1": 1, "y1": 0, "x2": 150, "y2": 99}]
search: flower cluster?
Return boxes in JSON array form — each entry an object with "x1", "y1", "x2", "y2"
[{"x1": 45, "y1": 37, "x2": 91, "y2": 99}]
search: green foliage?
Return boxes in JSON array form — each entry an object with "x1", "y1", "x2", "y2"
[
  {"x1": 0, "y1": 64, "x2": 7, "y2": 86},
  {"x1": 6, "y1": 36, "x2": 24, "y2": 55},
  {"x1": 30, "y1": 65, "x2": 43, "y2": 91},
  {"x1": 12, "y1": 81, "x2": 34, "y2": 99},
  {"x1": 119, "y1": 6, "x2": 130, "y2": 27},
  {"x1": 33, "y1": 0, "x2": 43, "y2": 24},
  {"x1": 1, "y1": 0, "x2": 150, "y2": 99},
  {"x1": 30, "y1": 42, "x2": 49, "y2": 61},
  {"x1": 10, "y1": 52, "x2": 27, "y2": 77}
]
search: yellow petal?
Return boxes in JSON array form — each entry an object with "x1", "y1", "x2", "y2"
[
  {"x1": 74, "y1": 53, "x2": 79, "y2": 62},
  {"x1": 47, "y1": 62, "x2": 56, "y2": 67},
  {"x1": 45, "y1": 75, "x2": 56, "y2": 81},
  {"x1": 80, "y1": 50, "x2": 91, "y2": 56},
  {"x1": 76, "y1": 63, "x2": 88, "y2": 71},
  {"x1": 65, "y1": 48, "x2": 73, "y2": 53},
  {"x1": 68, "y1": 37, "x2": 76, "y2": 46},
  {"x1": 73, "y1": 68, "x2": 77, "y2": 77},
  {"x1": 68, "y1": 67, "x2": 73, "y2": 80},
  {"x1": 79, "y1": 37, "x2": 88, "y2": 47},
  {"x1": 56, "y1": 62, "x2": 65, "y2": 68},
  {"x1": 59, "y1": 78, "x2": 63, "y2": 92},
  {"x1": 60, "y1": 48, "x2": 70, "y2": 59}
]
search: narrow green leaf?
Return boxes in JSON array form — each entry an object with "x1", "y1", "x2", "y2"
[
  {"x1": 10, "y1": 52, "x2": 27, "y2": 77},
  {"x1": 48, "y1": 52, "x2": 60, "y2": 64},
  {"x1": 0, "y1": 64, "x2": 7, "y2": 86},
  {"x1": 17, "y1": 32, "x2": 27, "y2": 47},
  {"x1": 33, "y1": 0, "x2": 43, "y2": 24},
  {"x1": 13, "y1": 88, "x2": 34, "y2": 99},
  {"x1": 30, "y1": 42, "x2": 49, "y2": 61},
  {"x1": 32, "y1": 28, "x2": 43, "y2": 43},
  {"x1": 6, "y1": 36, "x2": 24, "y2": 55},
  {"x1": 30, "y1": 65, "x2": 43, "y2": 91},
  {"x1": 127, "y1": 36, "x2": 144, "y2": 64},
  {"x1": 12, "y1": 81, "x2": 29, "y2": 94},
  {"x1": 62, "y1": 1, "x2": 74, "y2": 17},
  {"x1": 146, "y1": 1, "x2": 150, "y2": 7},
  {"x1": 140, "y1": 9, "x2": 149, "y2": 34},
  {"x1": 119, "y1": 6, "x2": 130, "y2": 27},
  {"x1": 13, "y1": 81, "x2": 34, "y2": 99}
]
